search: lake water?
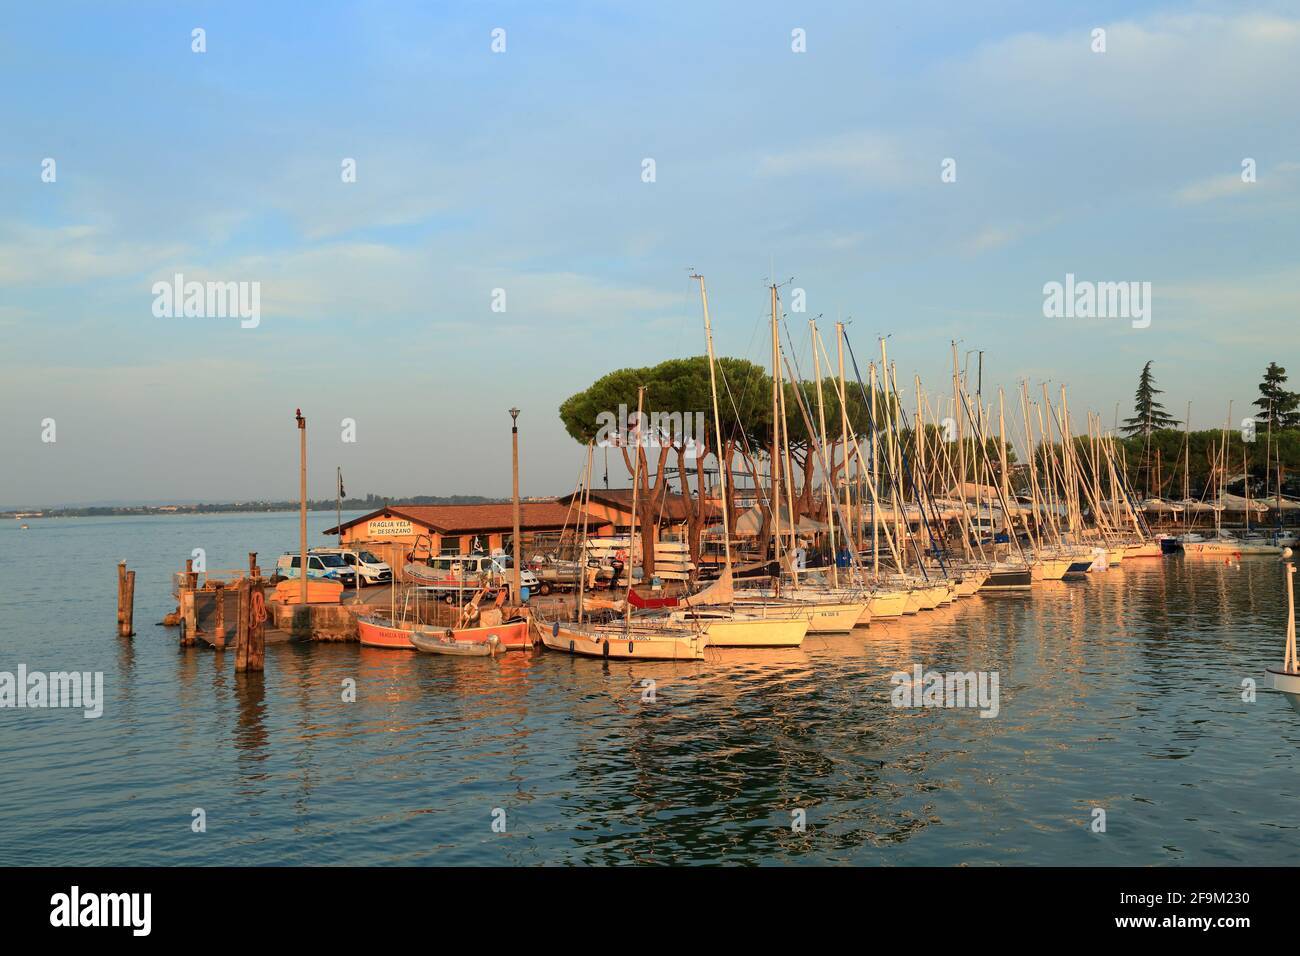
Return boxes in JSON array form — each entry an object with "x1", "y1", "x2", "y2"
[{"x1": 1, "y1": 512, "x2": 1296, "y2": 865}]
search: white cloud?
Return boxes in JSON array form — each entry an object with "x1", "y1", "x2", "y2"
[{"x1": 757, "y1": 132, "x2": 911, "y2": 185}]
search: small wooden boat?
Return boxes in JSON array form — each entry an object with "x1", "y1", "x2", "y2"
[{"x1": 411, "y1": 630, "x2": 501, "y2": 657}]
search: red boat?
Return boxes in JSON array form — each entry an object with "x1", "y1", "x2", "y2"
[{"x1": 357, "y1": 614, "x2": 532, "y2": 651}]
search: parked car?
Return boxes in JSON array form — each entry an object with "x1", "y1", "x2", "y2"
[
  {"x1": 313, "y1": 547, "x2": 392, "y2": 587},
  {"x1": 274, "y1": 551, "x2": 357, "y2": 588}
]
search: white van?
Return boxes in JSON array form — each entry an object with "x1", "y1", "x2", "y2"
[
  {"x1": 314, "y1": 547, "x2": 392, "y2": 587},
  {"x1": 274, "y1": 552, "x2": 357, "y2": 588}
]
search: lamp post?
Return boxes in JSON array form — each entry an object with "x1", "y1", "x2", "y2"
[
  {"x1": 510, "y1": 408, "x2": 522, "y2": 604},
  {"x1": 296, "y1": 409, "x2": 308, "y2": 606}
]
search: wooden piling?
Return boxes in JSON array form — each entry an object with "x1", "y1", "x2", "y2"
[
  {"x1": 122, "y1": 569, "x2": 136, "y2": 637},
  {"x1": 116, "y1": 561, "x2": 127, "y2": 634},
  {"x1": 235, "y1": 577, "x2": 251, "y2": 669},
  {"x1": 213, "y1": 582, "x2": 226, "y2": 650},
  {"x1": 116, "y1": 561, "x2": 135, "y2": 637},
  {"x1": 247, "y1": 564, "x2": 266, "y2": 672},
  {"x1": 179, "y1": 558, "x2": 198, "y2": 646}
]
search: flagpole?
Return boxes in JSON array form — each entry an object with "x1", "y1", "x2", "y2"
[{"x1": 336, "y1": 467, "x2": 343, "y2": 548}]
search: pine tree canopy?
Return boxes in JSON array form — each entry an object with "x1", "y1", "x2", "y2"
[
  {"x1": 1121, "y1": 360, "x2": 1180, "y2": 436},
  {"x1": 1253, "y1": 361, "x2": 1300, "y2": 429}
]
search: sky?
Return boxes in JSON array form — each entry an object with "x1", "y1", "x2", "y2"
[{"x1": 2, "y1": 1, "x2": 1298, "y2": 507}]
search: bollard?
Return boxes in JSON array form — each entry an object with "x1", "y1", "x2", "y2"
[
  {"x1": 122, "y1": 569, "x2": 136, "y2": 637},
  {"x1": 235, "y1": 578, "x2": 251, "y2": 670},
  {"x1": 213, "y1": 582, "x2": 226, "y2": 650}
]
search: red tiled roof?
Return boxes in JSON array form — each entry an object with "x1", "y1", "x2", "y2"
[
  {"x1": 555, "y1": 488, "x2": 719, "y2": 522},
  {"x1": 325, "y1": 501, "x2": 590, "y2": 536}
]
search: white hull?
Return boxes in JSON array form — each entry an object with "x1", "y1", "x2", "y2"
[
  {"x1": 669, "y1": 610, "x2": 808, "y2": 647},
  {"x1": 1268, "y1": 668, "x2": 1300, "y2": 715}
]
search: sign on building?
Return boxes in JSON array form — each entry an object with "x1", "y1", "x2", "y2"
[{"x1": 366, "y1": 519, "x2": 414, "y2": 537}]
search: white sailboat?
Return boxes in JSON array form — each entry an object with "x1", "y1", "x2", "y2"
[{"x1": 1266, "y1": 549, "x2": 1300, "y2": 714}]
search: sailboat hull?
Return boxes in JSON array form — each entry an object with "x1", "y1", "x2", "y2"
[
  {"x1": 867, "y1": 590, "x2": 910, "y2": 617},
  {"x1": 541, "y1": 622, "x2": 707, "y2": 660},
  {"x1": 1031, "y1": 557, "x2": 1072, "y2": 581},
  {"x1": 1267, "y1": 668, "x2": 1300, "y2": 715},
  {"x1": 688, "y1": 615, "x2": 808, "y2": 647},
  {"x1": 1123, "y1": 541, "x2": 1163, "y2": 559},
  {"x1": 981, "y1": 568, "x2": 1033, "y2": 591}
]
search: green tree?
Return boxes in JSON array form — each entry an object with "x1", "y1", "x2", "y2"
[
  {"x1": 1253, "y1": 362, "x2": 1300, "y2": 429},
  {"x1": 1121, "y1": 361, "x2": 1179, "y2": 436}
]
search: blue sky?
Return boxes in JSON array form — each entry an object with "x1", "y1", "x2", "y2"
[{"x1": 2, "y1": 1, "x2": 1298, "y2": 506}]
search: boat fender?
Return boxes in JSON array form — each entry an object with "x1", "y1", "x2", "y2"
[
  {"x1": 568, "y1": 640, "x2": 575, "y2": 652},
  {"x1": 602, "y1": 639, "x2": 609, "y2": 658},
  {"x1": 627, "y1": 641, "x2": 634, "y2": 655},
  {"x1": 552, "y1": 622, "x2": 560, "y2": 638}
]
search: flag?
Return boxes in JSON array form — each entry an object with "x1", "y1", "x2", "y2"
[{"x1": 338, "y1": 470, "x2": 345, "y2": 499}]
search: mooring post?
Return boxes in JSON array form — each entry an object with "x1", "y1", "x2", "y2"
[
  {"x1": 122, "y1": 568, "x2": 136, "y2": 637},
  {"x1": 180, "y1": 558, "x2": 198, "y2": 646},
  {"x1": 213, "y1": 581, "x2": 226, "y2": 650},
  {"x1": 235, "y1": 577, "x2": 251, "y2": 670},
  {"x1": 249, "y1": 563, "x2": 266, "y2": 672},
  {"x1": 116, "y1": 561, "x2": 127, "y2": 634}
]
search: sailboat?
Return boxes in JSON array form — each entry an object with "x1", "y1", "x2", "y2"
[
  {"x1": 357, "y1": 584, "x2": 532, "y2": 651},
  {"x1": 1266, "y1": 549, "x2": 1300, "y2": 714},
  {"x1": 539, "y1": 393, "x2": 711, "y2": 660}
]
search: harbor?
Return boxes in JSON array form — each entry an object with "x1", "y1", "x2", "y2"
[
  {"x1": 5, "y1": 3, "x2": 1300, "y2": 906},
  {"x1": 8, "y1": 308, "x2": 1300, "y2": 867},
  {"x1": 3, "y1": 509, "x2": 1298, "y2": 866}
]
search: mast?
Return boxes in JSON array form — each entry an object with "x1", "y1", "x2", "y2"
[
  {"x1": 770, "y1": 284, "x2": 783, "y2": 582},
  {"x1": 812, "y1": 319, "x2": 838, "y2": 586},
  {"x1": 625, "y1": 385, "x2": 644, "y2": 626},
  {"x1": 693, "y1": 273, "x2": 734, "y2": 587},
  {"x1": 998, "y1": 388, "x2": 1011, "y2": 547},
  {"x1": 577, "y1": 441, "x2": 594, "y2": 624},
  {"x1": 871, "y1": 361, "x2": 881, "y2": 573},
  {"x1": 837, "y1": 322, "x2": 855, "y2": 564},
  {"x1": 952, "y1": 342, "x2": 971, "y2": 560}
]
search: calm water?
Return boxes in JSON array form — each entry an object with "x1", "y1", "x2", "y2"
[{"x1": 1, "y1": 512, "x2": 1297, "y2": 865}]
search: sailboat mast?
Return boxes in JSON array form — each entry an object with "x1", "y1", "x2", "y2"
[
  {"x1": 770, "y1": 285, "x2": 782, "y2": 579},
  {"x1": 625, "y1": 385, "x2": 644, "y2": 626},
  {"x1": 693, "y1": 274, "x2": 734, "y2": 585},
  {"x1": 837, "y1": 322, "x2": 855, "y2": 562},
  {"x1": 812, "y1": 320, "x2": 838, "y2": 586}
]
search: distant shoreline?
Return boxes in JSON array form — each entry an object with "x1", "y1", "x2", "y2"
[{"x1": 2, "y1": 496, "x2": 502, "y2": 520}]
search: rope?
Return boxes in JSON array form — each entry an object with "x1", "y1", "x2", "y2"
[{"x1": 251, "y1": 588, "x2": 268, "y2": 625}]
